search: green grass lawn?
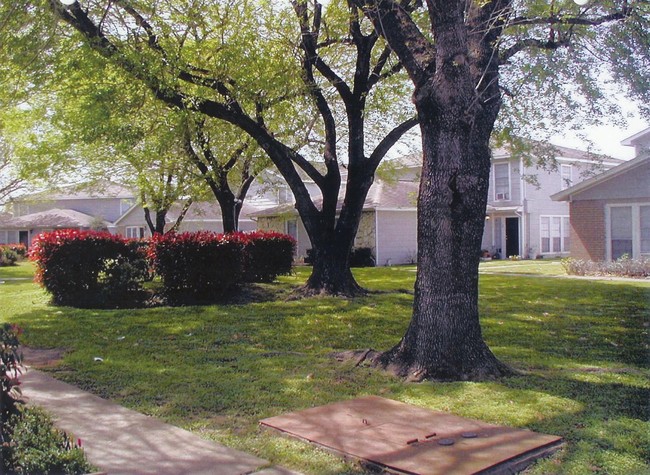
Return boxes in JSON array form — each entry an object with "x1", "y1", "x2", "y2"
[
  {"x1": 1, "y1": 261, "x2": 648, "y2": 474},
  {"x1": 479, "y1": 258, "x2": 568, "y2": 276}
]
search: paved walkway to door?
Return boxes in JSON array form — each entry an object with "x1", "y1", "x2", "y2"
[{"x1": 21, "y1": 369, "x2": 299, "y2": 475}]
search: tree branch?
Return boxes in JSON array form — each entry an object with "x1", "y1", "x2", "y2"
[
  {"x1": 510, "y1": 10, "x2": 629, "y2": 28},
  {"x1": 500, "y1": 38, "x2": 572, "y2": 62},
  {"x1": 368, "y1": 117, "x2": 419, "y2": 169},
  {"x1": 168, "y1": 197, "x2": 193, "y2": 233},
  {"x1": 349, "y1": 0, "x2": 435, "y2": 87}
]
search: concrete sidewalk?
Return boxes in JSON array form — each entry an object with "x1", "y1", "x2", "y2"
[{"x1": 20, "y1": 369, "x2": 298, "y2": 475}]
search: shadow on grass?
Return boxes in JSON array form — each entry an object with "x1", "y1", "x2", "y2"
[{"x1": 7, "y1": 269, "x2": 649, "y2": 473}]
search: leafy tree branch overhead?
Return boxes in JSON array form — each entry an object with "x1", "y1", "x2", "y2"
[{"x1": 45, "y1": 0, "x2": 418, "y2": 296}]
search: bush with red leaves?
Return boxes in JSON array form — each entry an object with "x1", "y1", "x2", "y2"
[
  {"x1": 30, "y1": 230, "x2": 148, "y2": 307},
  {"x1": 148, "y1": 231, "x2": 246, "y2": 303},
  {"x1": 242, "y1": 231, "x2": 295, "y2": 283}
]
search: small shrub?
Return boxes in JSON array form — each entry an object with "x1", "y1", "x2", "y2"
[
  {"x1": 305, "y1": 247, "x2": 375, "y2": 267},
  {"x1": 1, "y1": 324, "x2": 23, "y2": 432},
  {"x1": 350, "y1": 247, "x2": 375, "y2": 267},
  {"x1": 30, "y1": 230, "x2": 149, "y2": 307},
  {"x1": 148, "y1": 231, "x2": 245, "y2": 303},
  {"x1": 562, "y1": 256, "x2": 650, "y2": 278},
  {"x1": 6, "y1": 244, "x2": 27, "y2": 259},
  {"x1": 0, "y1": 247, "x2": 19, "y2": 266},
  {"x1": 1, "y1": 328, "x2": 93, "y2": 475},
  {"x1": 243, "y1": 231, "x2": 295, "y2": 282},
  {"x1": 4, "y1": 407, "x2": 95, "y2": 475}
]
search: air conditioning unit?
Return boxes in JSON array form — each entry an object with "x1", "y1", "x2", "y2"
[{"x1": 496, "y1": 192, "x2": 508, "y2": 200}]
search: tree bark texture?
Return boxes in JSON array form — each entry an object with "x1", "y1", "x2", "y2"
[
  {"x1": 143, "y1": 206, "x2": 167, "y2": 235},
  {"x1": 353, "y1": 0, "x2": 513, "y2": 380}
]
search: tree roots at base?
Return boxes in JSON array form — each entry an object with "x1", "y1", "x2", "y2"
[{"x1": 334, "y1": 348, "x2": 516, "y2": 382}]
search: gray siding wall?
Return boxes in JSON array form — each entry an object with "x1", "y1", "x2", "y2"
[{"x1": 571, "y1": 161, "x2": 650, "y2": 201}]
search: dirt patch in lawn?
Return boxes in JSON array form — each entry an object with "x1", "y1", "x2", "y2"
[{"x1": 21, "y1": 347, "x2": 67, "y2": 368}]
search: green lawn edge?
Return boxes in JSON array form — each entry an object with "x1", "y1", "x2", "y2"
[{"x1": 1, "y1": 261, "x2": 648, "y2": 474}]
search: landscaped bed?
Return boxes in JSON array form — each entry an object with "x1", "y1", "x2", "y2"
[{"x1": 1, "y1": 261, "x2": 648, "y2": 474}]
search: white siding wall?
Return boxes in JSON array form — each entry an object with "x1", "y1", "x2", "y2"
[
  {"x1": 524, "y1": 161, "x2": 592, "y2": 257},
  {"x1": 375, "y1": 210, "x2": 417, "y2": 265}
]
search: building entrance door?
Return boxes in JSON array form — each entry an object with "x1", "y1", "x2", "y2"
[
  {"x1": 505, "y1": 217, "x2": 520, "y2": 258},
  {"x1": 18, "y1": 231, "x2": 29, "y2": 248}
]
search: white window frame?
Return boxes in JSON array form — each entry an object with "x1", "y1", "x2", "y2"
[
  {"x1": 605, "y1": 203, "x2": 650, "y2": 260},
  {"x1": 560, "y1": 164, "x2": 573, "y2": 190},
  {"x1": 493, "y1": 162, "x2": 511, "y2": 201},
  {"x1": 539, "y1": 215, "x2": 570, "y2": 255},
  {"x1": 125, "y1": 226, "x2": 145, "y2": 239}
]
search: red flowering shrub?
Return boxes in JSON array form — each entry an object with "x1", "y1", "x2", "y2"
[
  {"x1": 148, "y1": 231, "x2": 245, "y2": 303},
  {"x1": 242, "y1": 231, "x2": 295, "y2": 282},
  {"x1": 30, "y1": 230, "x2": 148, "y2": 307}
]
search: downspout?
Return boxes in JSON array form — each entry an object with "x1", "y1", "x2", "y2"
[
  {"x1": 374, "y1": 209, "x2": 380, "y2": 266},
  {"x1": 520, "y1": 156, "x2": 527, "y2": 257}
]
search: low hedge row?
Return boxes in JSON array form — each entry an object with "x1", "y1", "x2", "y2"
[
  {"x1": 148, "y1": 231, "x2": 246, "y2": 303},
  {"x1": 30, "y1": 230, "x2": 149, "y2": 307},
  {"x1": 30, "y1": 229, "x2": 295, "y2": 307}
]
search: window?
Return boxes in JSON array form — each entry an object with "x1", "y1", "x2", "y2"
[
  {"x1": 560, "y1": 164, "x2": 573, "y2": 190},
  {"x1": 563, "y1": 217, "x2": 571, "y2": 252},
  {"x1": 641, "y1": 206, "x2": 650, "y2": 255},
  {"x1": 608, "y1": 204, "x2": 650, "y2": 259},
  {"x1": 278, "y1": 187, "x2": 293, "y2": 204},
  {"x1": 493, "y1": 163, "x2": 510, "y2": 200},
  {"x1": 610, "y1": 206, "x2": 632, "y2": 259},
  {"x1": 540, "y1": 216, "x2": 570, "y2": 254},
  {"x1": 286, "y1": 220, "x2": 298, "y2": 240},
  {"x1": 126, "y1": 226, "x2": 145, "y2": 239}
]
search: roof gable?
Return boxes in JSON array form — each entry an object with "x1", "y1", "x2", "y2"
[{"x1": 552, "y1": 154, "x2": 650, "y2": 201}]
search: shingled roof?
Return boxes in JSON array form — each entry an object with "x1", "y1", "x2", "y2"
[
  {"x1": 0, "y1": 208, "x2": 110, "y2": 229},
  {"x1": 249, "y1": 178, "x2": 418, "y2": 218}
]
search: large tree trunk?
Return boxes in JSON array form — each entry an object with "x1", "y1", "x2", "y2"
[
  {"x1": 302, "y1": 240, "x2": 365, "y2": 296},
  {"x1": 378, "y1": 118, "x2": 511, "y2": 381},
  {"x1": 296, "y1": 167, "x2": 374, "y2": 297},
  {"x1": 363, "y1": 0, "x2": 512, "y2": 381}
]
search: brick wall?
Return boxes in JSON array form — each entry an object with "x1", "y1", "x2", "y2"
[{"x1": 570, "y1": 200, "x2": 606, "y2": 261}]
